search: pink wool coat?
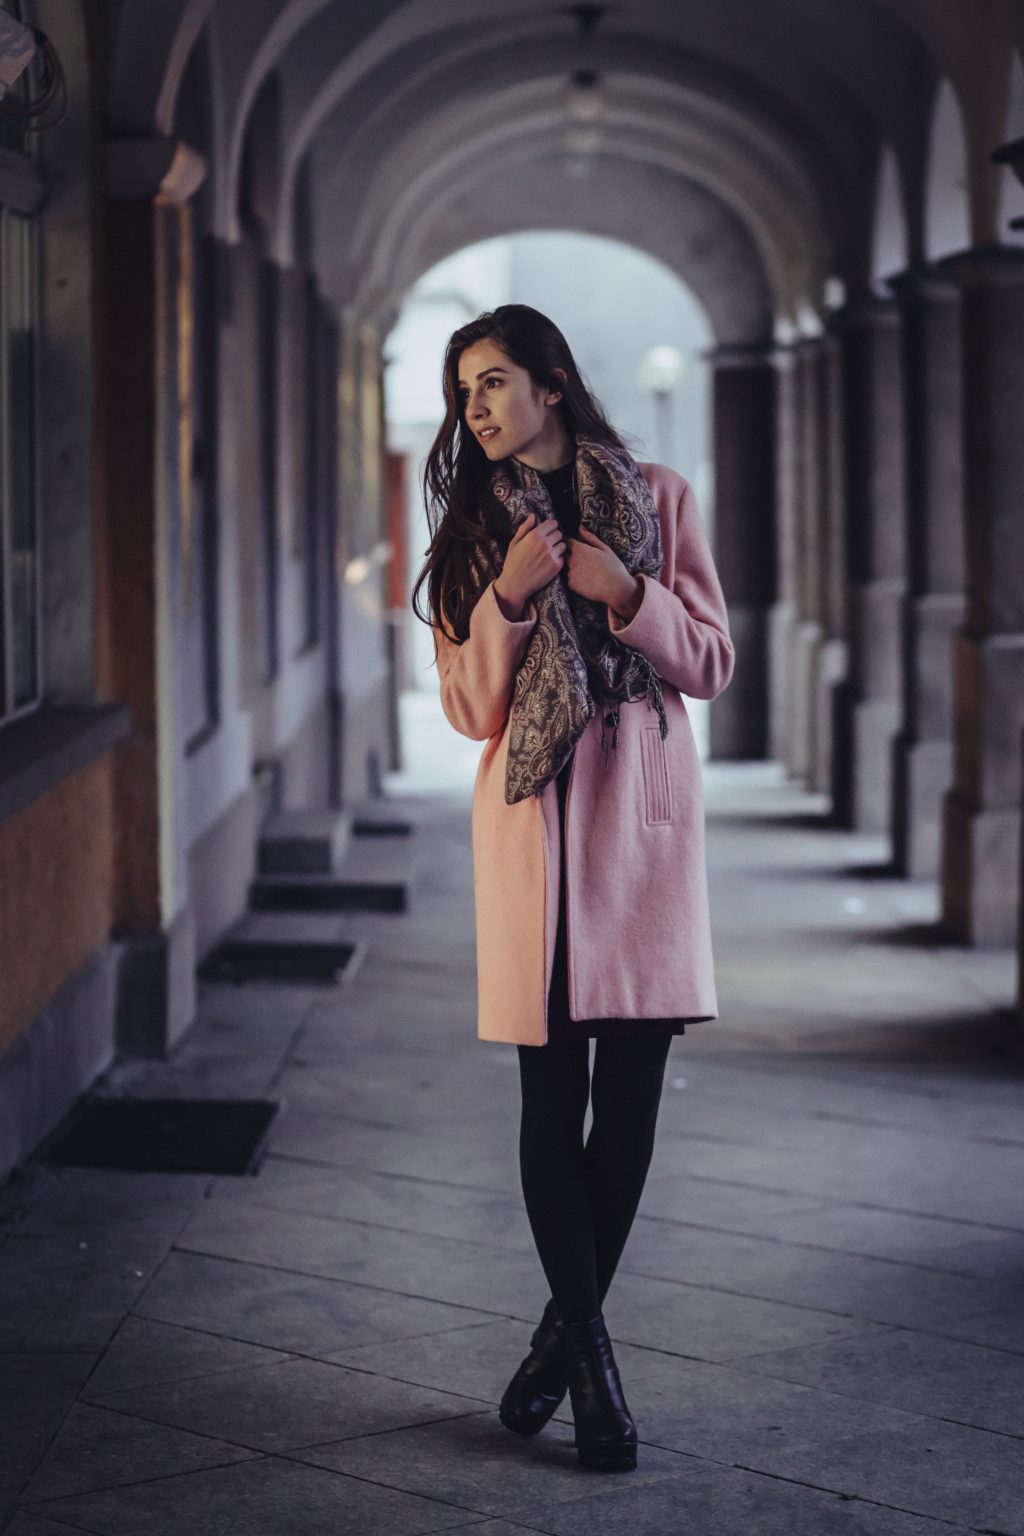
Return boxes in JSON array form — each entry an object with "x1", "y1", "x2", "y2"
[{"x1": 434, "y1": 462, "x2": 735, "y2": 1046}]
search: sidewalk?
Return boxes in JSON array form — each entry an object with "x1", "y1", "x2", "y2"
[{"x1": 2, "y1": 696, "x2": 1023, "y2": 1535}]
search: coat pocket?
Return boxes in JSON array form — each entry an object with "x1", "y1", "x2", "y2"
[{"x1": 639, "y1": 724, "x2": 672, "y2": 825}]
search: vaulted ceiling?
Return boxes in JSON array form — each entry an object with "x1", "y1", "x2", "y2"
[{"x1": 106, "y1": 0, "x2": 1024, "y2": 342}]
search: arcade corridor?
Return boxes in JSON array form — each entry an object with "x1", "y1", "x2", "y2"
[{"x1": 1, "y1": 0, "x2": 1024, "y2": 1526}]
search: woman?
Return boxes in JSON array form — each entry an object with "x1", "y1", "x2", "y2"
[{"x1": 412, "y1": 304, "x2": 734, "y2": 1472}]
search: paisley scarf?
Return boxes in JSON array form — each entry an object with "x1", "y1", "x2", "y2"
[{"x1": 483, "y1": 430, "x2": 669, "y2": 805}]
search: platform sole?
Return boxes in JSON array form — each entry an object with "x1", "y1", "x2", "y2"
[{"x1": 576, "y1": 1440, "x2": 638, "y2": 1472}]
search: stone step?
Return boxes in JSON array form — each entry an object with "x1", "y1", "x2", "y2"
[
  {"x1": 257, "y1": 809, "x2": 354, "y2": 875},
  {"x1": 249, "y1": 834, "x2": 419, "y2": 914}
]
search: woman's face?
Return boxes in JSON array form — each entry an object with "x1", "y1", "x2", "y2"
[{"x1": 456, "y1": 338, "x2": 566, "y2": 467}]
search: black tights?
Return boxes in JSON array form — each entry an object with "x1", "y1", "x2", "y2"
[{"x1": 516, "y1": 1032, "x2": 671, "y2": 1325}]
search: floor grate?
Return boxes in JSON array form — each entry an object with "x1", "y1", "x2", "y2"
[{"x1": 33, "y1": 1096, "x2": 282, "y2": 1175}]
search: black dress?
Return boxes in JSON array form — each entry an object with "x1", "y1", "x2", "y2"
[{"x1": 534, "y1": 458, "x2": 687, "y2": 1043}]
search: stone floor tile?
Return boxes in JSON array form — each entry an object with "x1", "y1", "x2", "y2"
[
  {"x1": 735, "y1": 1325, "x2": 1024, "y2": 1436},
  {"x1": 0, "y1": 1232, "x2": 173, "y2": 1351},
  {"x1": 762, "y1": 1415, "x2": 1024, "y2": 1531},
  {"x1": 3, "y1": 1515, "x2": 99, "y2": 1534},
  {"x1": 637, "y1": 1169, "x2": 830, "y2": 1232},
  {"x1": 173, "y1": 1200, "x2": 549, "y2": 1317},
  {"x1": 582, "y1": 1357, "x2": 915, "y2": 1467},
  {"x1": 8, "y1": 1169, "x2": 209, "y2": 1242},
  {"x1": 934, "y1": 1302, "x2": 1024, "y2": 1353},
  {"x1": 599, "y1": 1269, "x2": 892, "y2": 1363},
  {"x1": 18, "y1": 1402, "x2": 258, "y2": 1501},
  {"x1": 534, "y1": 1462, "x2": 971, "y2": 1536},
  {"x1": 617, "y1": 1216, "x2": 1024, "y2": 1328},
  {"x1": 29, "y1": 1455, "x2": 482, "y2": 1536},
  {"x1": 729, "y1": 1199, "x2": 1024, "y2": 1280},
  {"x1": 291, "y1": 1409, "x2": 703, "y2": 1521},
  {"x1": 206, "y1": 1160, "x2": 533, "y2": 1252},
  {"x1": 135, "y1": 1248, "x2": 510, "y2": 1354},
  {"x1": 89, "y1": 1355, "x2": 487, "y2": 1454},
  {"x1": 81, "y1": 1316, "x2": 295, "y2": 1397},
  {"x1": 0, "y1": 1354, "x2": 95, "y2": 1495}
]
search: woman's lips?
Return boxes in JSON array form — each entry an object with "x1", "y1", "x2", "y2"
[{"x1": 479, "y1": 428, "x2": 500, "y2": 442}]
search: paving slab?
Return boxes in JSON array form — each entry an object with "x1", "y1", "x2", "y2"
[
  {"x1": 173, "y1": 1199, "x2": 550, "y2": 1318},
  {"x1": 81, "y1": 1316, "x2": 296, "y2": 1397},
  {"x1": 532, "y1": 1462, "x2": 971, "y2": 1535},
  {"x1": 206, "y1": 1159, "x2": 534, "y2": 1250},
  {"x1": 292, "y1": 1410, "x2": 704, "y2": 1523},
  {"x1": 759, "y1": 1413, "x2": 1024, "y2": 1531},
  {"x1": 0, "y1": 1353, "x2": 95, "y2": 1496},
  {"x1": 0, "y1": 1231, "x2": 171, "y2": 1351},
  {"x1": 133, "y1": 1249, "x2": 498, "y2": 1354},
  {"x1": 87, "y1": 1356, "x2": 488, "y2": 1454},
  {"x1": 27, "y1": 1456, "x2": 483, "y2": 1536},
  {"x1": 617, "y1": 1214, "x2": 1024, "y2": 1328},
  {"x1": 571, "y1": 1355, "x2": 918, "y2": 1466},
  {"x1": 18, "y1": 1402, "x2": 258, "y2": 1502},
  {"x1": 597, "y1": 1270, "x2": 898, "y2": 1363},
  {"x1": 736, "y1": 1324, "x2": 1024, "y2": 1435}
]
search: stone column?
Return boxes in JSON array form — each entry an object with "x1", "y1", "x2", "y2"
[
  {"x1": 785, "y1": 339, "x2": 824, "y2": 780},
  {"x1": 768, "y1": 344, "x2": 800, "y2": 766},
  {"x1": 708, "y1": 342, "x2": 777, "y2": 759},
  {"x1": 831, "y1": 297, "x2": 908, "y2": 833},
  {"x1": 812, "y1": 330, "x2": 849, "y2": 795},
  {"x1": 97, "y1": 137, "x2": 205, "y2": 1055},
  {"x1": 939, "y1": 246, "x2": 1024, "y2": 945},
  {"x1": 887, "y1": 268, "x2": 966, "y2": 878}
]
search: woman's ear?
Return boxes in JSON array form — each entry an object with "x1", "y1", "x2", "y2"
[{"x1": 547, "y1": 367, "x2": 568, "y2": 403}]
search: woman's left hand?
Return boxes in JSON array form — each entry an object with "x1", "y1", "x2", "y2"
[{"x1": 566, "y1": 525, "x2": 643, "y2": 619}]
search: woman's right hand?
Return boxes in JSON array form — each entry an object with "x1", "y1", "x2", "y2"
[{"x1": 493, "y1": 512, "x2": 565, "y2": 617}]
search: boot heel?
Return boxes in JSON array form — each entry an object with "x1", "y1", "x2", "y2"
[
  {"x1": 576, "y1": 1438, "x2": 638, "y2": 1472},
  {"x1": 564, "y1": 1314, "x2": 638, "y2": 1473}
]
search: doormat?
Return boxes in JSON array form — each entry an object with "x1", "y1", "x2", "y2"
[
  {"x1": 197, "y1": 938, "x2": 357, "y2": 985},
  {"x1": 33, "y1": 1096, "x2": 282, "y2": 1175}
]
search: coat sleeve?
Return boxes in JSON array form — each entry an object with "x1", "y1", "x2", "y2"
[
  {"x1": 606, "y1": 477, "x2": 735, "y2": 701},
  {"x1": 433, "y1": 581, "x2": 538, "y2": 741}
]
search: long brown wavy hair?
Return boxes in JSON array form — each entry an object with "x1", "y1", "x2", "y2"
[{"x1": 412, "y1": 304, "x2": 631, "y2": 648}]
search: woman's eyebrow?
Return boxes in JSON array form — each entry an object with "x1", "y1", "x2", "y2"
[{"x1": 457, "y1": 367, "x2": 509, "y2": 386}]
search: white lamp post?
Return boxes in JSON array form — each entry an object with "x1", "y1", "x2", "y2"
[{"x1": 638, "y1": 344, "x2": 684, "y2": 467}]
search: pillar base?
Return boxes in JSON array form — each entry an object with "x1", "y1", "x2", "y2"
[
  {"x1": 789, "y1": 620, "x2": 824, "y2": 780},
  {"x1": 942, "y1": 789, "x2": 1020, "y2": 946},
  {"x1": 891, "y1": 736, "x2": 953, "y2": 878},
  {"x1": 768, "y1": 600, "x2": 798, "y2": 766},
  {"x1": 851, "y1": 698, "x2": 901, "y2": 835},
  {"x1": 813, "y1": 638, "x2": 848, "y2": 794}
]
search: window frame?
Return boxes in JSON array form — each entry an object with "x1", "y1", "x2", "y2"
[{"x1": 0, "y1": 143, "x2": 44, "y2": 729}]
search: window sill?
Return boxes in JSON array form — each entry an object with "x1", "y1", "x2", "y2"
[{"x1": 0, "y1": 702, "x2": 132, "y2": 824}]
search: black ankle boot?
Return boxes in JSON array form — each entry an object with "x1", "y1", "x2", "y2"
[
  {"x1": 564, "y1": 1313, "x2": 638, "y2": 1471},
  {"x1": 498, "y1": 1298, "x2": 568, "y2": 1435}
]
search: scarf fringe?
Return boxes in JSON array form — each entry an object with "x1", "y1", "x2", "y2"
[{"x1": 599, "y1": 661, "x2": 669, "y2": 764}]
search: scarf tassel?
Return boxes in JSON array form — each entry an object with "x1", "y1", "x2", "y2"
[{"x1": 598, "y1": 673, "x2": 669, "y2": 766}]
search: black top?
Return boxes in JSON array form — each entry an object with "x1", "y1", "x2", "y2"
[{"x1": 535, "y1": 458, "x2": 581, "y2": 541}]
